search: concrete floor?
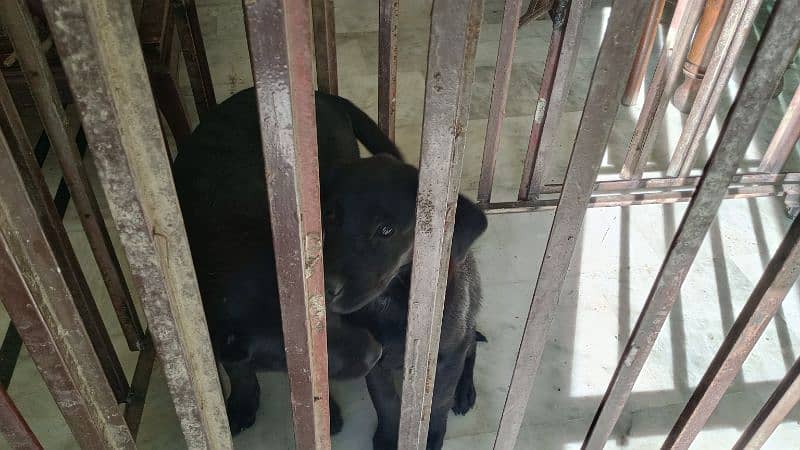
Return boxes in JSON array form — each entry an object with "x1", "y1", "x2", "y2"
[{"x1": 3, "y1": 0, "x2": 800, "y2": 449}]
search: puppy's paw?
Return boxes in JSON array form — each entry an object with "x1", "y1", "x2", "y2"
[
  {"x1": 451, "y1": 379, "x2": 476, "y2": 415},
  {"x1": 227, "y1": 391, "x2": 260, "y2": 435},
  {"x1": 329, "y1": 398, "x2": 343, "y2": 435}
]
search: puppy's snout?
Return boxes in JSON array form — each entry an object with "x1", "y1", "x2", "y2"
[{"x1": 325, "y1": 276, "x2": 344, "y2": 299}]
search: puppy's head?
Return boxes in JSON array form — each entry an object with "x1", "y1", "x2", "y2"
[{"x1": 321, "y1": 155, "x2": 487, "y2": 314}]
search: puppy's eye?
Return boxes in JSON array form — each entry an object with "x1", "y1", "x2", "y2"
[{"x1": 376, "y1": 224, "x2": 394, "y2": 238}]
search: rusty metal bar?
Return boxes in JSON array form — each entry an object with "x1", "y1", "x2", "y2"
[
  {"x1": 667, "y1": 0, "x2": 763, "y2": 177},
  {"x1": 619, "y1": 0, "x2": 704, "y2": 180},
  {"x1": 172, "y1": 0, "x2": 216, "y2": 116},
  {"x1": 312, "y1": 0, "x2": 338, "y2": 95},
  {"x1": 124, "y1": 334, "x2": 156, "y2": 440},
  {"x1": 243, "y1": 0, "x2": 331, "y2": 448},
  {"x1": 1, "y1": 0, "x2": 146, "y2": 355},
  {"x1": 398, "y1": 0, "x2": 482, "y2": 447},
  {"x1": 518, "y1": 0, "x2": 588, "y2": 201},
  {"x1": 493, "y1": 1, "x2": 656, "y2": 448},
  {"x1": 42, "y1": 0, "x2": 232, "y2": 447},
  {"x1": 759, "y1": 83, "x2": 800, "y2": 173},
  {"x1": 477, "y1": 0, "x2": 524, "y2": 203},
  {"x1": 378, "y1": 0, "x2": 398, "y2": 139},
  {"x1": 583, "y1": 3, "x2": 800, "y2": 448},
  {"x1": 0, "y1": 130, "x2": 135, "y2": 450},
  {"x1": 0, "y1": 384, "x2": 43, "y2": 450},
  {"x1": 519, "y1": 0, "x2": 551, "y2": 27},
  {"x1": 733, "y1": 356, "x2": 800, "y2": 450},
  {"x1": 621, "y1": 0, "x2": 666, "y2": 106},
  {"x1": 663, "y1": 209, "x2": 800, "y2": 448}
]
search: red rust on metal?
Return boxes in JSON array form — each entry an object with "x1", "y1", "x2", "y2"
[
  {"x1": 398, "y1": 0, "x2": 482, "y2": 447},
  {"x1": 243, "y1": 0, "x2": 331, "y2": 447},
  {"x1": 378, "y1": 0, "x2": 398, "y2": 139},
  {"x1": 0, "y1": 131, "x2": 134, "y2": 450},
  {"x1": 759, "y1": 83, "x2": 800, "y2": 173},
  {"x1": 621, "y1": 0, "x2": 666, "y2": 106},
  {"x1": 171, "y1": 0, "x2": 216, "y2": 115},
  {"x1": 584, "y1": 3, "x2": 800, "y2": 448},
  {"x1": 733, "y1": 356, "x2": 800, "y2": 450},
  {"x1": 312, "y1": 0, "x2": 338, "y2": 95},
  {"x1": 493, "y1": 1, "x2": 657, "y2": 448},
  {"x1": 0, "y1": 384, "x2": 43, "y2": 450},
  {"x1": 519, "y1": 0, "x2": 588, "y2": 201},
  {"x1": 668, "y1": 0, "x2": 763, "y2": 177},
  {"x1": 1, "y1": 0, "x2": 145, "y2": 358},
  {"x1": 664, "y1": 211, "x2": 800, "y2": 448},
  {"x1": 477, "y1": 0, "x2": 524, "y2": 203},
  {"x1": 619, "y1": 0, "x2": 704, "y2": 180},
  {"x1": 41, "y1": 0, "x2": 232, "y2": 447}
]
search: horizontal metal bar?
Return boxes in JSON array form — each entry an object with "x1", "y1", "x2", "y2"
[
  {"x1": 733, "y1": 356, "x2": 800, "y2": 450},
  {"x1": 243, "y1": 0, "x2": 331, "y2": 447},
  {"x1": 664, "y1": 202, "x2": 800, "y2": 447},
  {"x1": 493, "y1": 1, "x2": 657, "y2": 448},
  {"x1": 42, "y1": 0, "x2": 232, "y2": 447},
  {"x1": 482, "y1": 182, "x2": 799, "y2": 214},
  {"x1": 583, "y1": 3, "x2": 800, "y2": 447},
  {"x1": 667, "y1": 0, "x2": 763, "y2": 177},
  {"x1": 0, "y1": 384, "x2": 43, "y2": 450},
  {"x1": 399, "y1": 0, "x2": 483, "y2": 447}
]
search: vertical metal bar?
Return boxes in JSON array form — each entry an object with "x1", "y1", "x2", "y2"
[
  {"x1": 0, "y1": 384, "x2": 43, "y2": 450},
  {"x1": 583, "y1": 3, "x2": 800, "y2": 448},
  {"x1": 42, "y1": 0, "x2": 232, "y2": 448},
  {"x1": 759, "y1": 84, "x2": 800, "y2": 173},
  {"x1": 493, "y1": 1, "x2": 656, "y2": 448},
  {"x1": 171, "y1": 0, "x2": 217, "y2": 116},
  {"x1": 619, "y1": 0, "x2": 704, "y2": 180},
  {"x1": 398, "y1": 0, "x2": 483, "y2": 447},
  {"x1": 1, "y1": 0, "x2": 146, "y2": 355},
  {"x1": 313, "y1": 0, "x2": 339, "y2": 95},
  {"x1": 124, "y1": 334, "x2": 156, "y2": 440},
  {"x1": 663, "y1": 212, "x2": 800, "y2": 448},
  {"x1": 243, "y1": 0, "x2": 331, "y2": 448},
  {"x1": 378, "y1": 0, "x2": 398, "y2": 139},
  {"x1": 0, "y1": 132, "x2": 135, "y2": 450},
  {"x1": 518, "y1": 0, "x2": 588, "y2": 201},
  {"x1": 621, "y1": 0, "x2": 666, "y2": 106},
  {"x1": 733, "y1": 356, "x2": 800, "y2": 450},
  {"x1": 667, "y1": 0, "x2": 763, "y2": 177},
  {"x1": 476, "y1": 0, "x2": 524, "y2": 203}
]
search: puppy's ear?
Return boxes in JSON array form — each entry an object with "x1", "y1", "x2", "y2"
[{"x1": 450, "y1": 194, "x2": 487, "y2": 264}]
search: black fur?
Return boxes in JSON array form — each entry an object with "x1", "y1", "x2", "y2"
[{"x1": 173, "y1": 88, "x2": 487, "y2": 448}]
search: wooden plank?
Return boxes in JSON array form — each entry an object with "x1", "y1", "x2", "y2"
[
  {"x1": 619, "y1": 0, "x2": 704, "y2": 180},
  {"x1": 0, "y1": 130, "x2": 134, "y2": 450},
  {"x1": 477, "y1": 0, "x2": 524, "y2": 203},
  {"x1": 667, "y1": 0, "x2": 763, "y2": 177},
  {"x1": 583, "y1": 3, "x2": 800, "y2": 447},
  {"x1": 759, "y1": 84, "x2": 800, "y2": 173},
  {"x1": 243, "y1": 0, "x2": 331, "y2": 447},
  {"x1": 492, "y1": 1, "x2": 657, "y2": 448},
  {"x1": 378, "y1": 0, "x2": 398, "y2": 139},
  {"x1": 1, "y1": 0, "x2": 145, "y2": 359},
  {"x1": 397, "y1": 0, "x2": 483, "y2": 447},
  {"x1": 664, "y1": 211, "x2": 800, "y2": 447},
  {"x1": 733, "y1": 356, "x2": 800, "y2": 450},
  {"x1": 41, "y1": 0, "x2": 232, "y2": 448},
  {"x1": 518, "y1": 0, "x2": 588, "y2": 201},
  {"x1": 312, "y1": 0, "x2": 338, "y2": 95}
]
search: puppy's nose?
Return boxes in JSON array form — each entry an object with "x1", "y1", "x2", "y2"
[{"x1": 325, "y1": 277, "x2": 344, "y2": 298}]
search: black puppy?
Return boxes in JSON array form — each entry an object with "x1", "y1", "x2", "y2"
[
  {"x1": 321, "y1": 155, "x2": 487, "y2": 450},
  {"x1": 173, "y1": 88, "x2": 395, "y2": 434}
]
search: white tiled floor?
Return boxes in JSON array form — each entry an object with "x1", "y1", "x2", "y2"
[{"x1": 3, "y1": 0, "x2": 800, "y2": 449}]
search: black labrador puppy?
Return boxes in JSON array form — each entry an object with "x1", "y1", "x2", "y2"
[
  {"x1": 173, "y1": 88, "x2": 487, "y2": 448},
  {"x1": 173, "y1": 88, "x2": 390, "y2": 434}
]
